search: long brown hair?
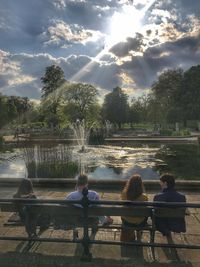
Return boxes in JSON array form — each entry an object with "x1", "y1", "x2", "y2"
[
  {"x1": 122, "y1": 174, "x2": 144, "y2": 201},
  {"x1": 14, "y1": 178, "x2": 34, "y2": 198}
]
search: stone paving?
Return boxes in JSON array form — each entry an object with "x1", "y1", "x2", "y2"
[{"x1": 0, "y1": 186, "x2": 200, "y2": 267}]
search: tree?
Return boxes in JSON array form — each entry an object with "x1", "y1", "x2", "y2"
[
  {"x1": 181, "y1": 65, "x2": 200, "y2": 122},
  {"x1": 0, "y1": 94, "x2": 8, "y2": 128},
  {"x1": 63, "y1": 82, "x2": 98, "y2": 122},
  {"x1": 151, "y1": 68, "x2": 183, "y2": 124},
  {"x1": 41, "y1": 65, "x2": 65, "y2": 98},
  {"x1": 7, "y1": 96, "x2": 18, "y2": 121},
  {"x1": 102, "y1": 87, "x2": 129, "y2": 129}
]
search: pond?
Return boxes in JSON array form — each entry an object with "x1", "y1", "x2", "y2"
[{"x1": 0, "y1": 143, "x2": 199, "y2": 180}]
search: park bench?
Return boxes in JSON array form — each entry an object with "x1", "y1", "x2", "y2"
[{"x1": 0, "y1": 191, "x2": 200, "y2": 262}]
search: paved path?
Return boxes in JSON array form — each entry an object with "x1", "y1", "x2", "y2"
[{"x1": 0, "y1": 187, "x2": 200, "y2": 267}]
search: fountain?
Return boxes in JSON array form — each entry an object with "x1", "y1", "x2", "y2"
[
  {"x1": 70, "y1": 119, "x2": 91, "y2": 151},
  {"x1": 68, "y1": 120, "x2": 160, "y2": 179}
]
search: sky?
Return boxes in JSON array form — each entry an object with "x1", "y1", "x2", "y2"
[{"x1": 0, "y1": 0, "x2": 200, "y2": 101}]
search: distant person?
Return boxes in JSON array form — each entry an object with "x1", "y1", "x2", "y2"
[
  {"x1": 66, "y1": 174, "x2": 113, "y2": 225},
  {"x1": 153, "y1": 173, "x2": 186, "y2": 237},
  {"x1": 120, "y1": 174, "x2": 148, "y2": 242}
]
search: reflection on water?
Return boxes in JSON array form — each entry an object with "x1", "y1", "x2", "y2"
[
  {"x1": 0, "y1": 143, "x2": 199, "y2": 180},
  {"x1": 0, "y1": 158, "x2": 26, "y2": 178},
  {"x1": 72, "y1": 145, "x2": 160, "y2": 179}
]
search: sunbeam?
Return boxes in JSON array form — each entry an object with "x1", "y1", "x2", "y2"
[{"x1": 70, "y1": 0, "x2": 156, "y2": 83}]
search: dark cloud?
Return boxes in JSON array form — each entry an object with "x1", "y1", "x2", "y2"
[
  {"x1": 176, "y1": 0, "x2": 200, "y2": 17},
  {"x1": 122, "y1": 33, "x2": 200, "y2": 88},
  {"x1": 110, "y1": 34, "x2": 144, "y2": 57},
  {"x1": 0, "y1": 0, "x2": 200, "y2": 99}
]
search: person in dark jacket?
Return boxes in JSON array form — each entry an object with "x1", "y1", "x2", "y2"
[
  {"x1": 13, "y1": 179, "x2": 50, "y2": 237},
  {"x1": 153, "y1": 173, "x2": 186, "y2": 237}
]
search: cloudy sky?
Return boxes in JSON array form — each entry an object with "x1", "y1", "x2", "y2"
[{"x1": 0, "y1": 0, "x2": 200, "y2": 100}]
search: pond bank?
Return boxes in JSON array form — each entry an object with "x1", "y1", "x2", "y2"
[{"x1": 0, "y1": 178, "x2": 200, "y2": 192}]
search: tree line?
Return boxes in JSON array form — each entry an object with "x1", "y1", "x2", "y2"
[{"x1": 1, "y1": 64, "x2": 200, "y2": 130}]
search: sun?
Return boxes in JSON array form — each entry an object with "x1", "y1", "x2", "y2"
[
  {"x1": 105, "y1": 0, "x2": 156, "y2": 49},
  {"x1": 106, "y1": 5, "x2": 143, "y2": 48}
]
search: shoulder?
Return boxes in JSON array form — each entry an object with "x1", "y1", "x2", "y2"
[
  {"x1": 153, "y1": 192, "x2": 164, "y2": 201},
  {"x1": 175, "y1": 191, "x2": 186, "y2": 201},
  {"x1": 66, "y1": 191, "x2": 80, "y2": 200},
  {"x1": 88, "y1": 190, "x2": 100, "y2": 200}
]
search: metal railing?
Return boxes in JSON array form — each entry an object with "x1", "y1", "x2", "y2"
[{"x1": 0, "y1": 190, "x2": 200, "y2": 262}]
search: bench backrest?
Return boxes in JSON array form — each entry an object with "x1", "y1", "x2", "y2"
[
  {"x1": 1, "y1": 202, "x2": 185, "y2": 218},
  {"x1": 153, "y1": 207, "x2": 186, "y2": 218}
]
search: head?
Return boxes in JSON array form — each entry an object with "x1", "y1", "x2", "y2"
[
  {"x1": 160, "y1": 173, "x2": 175, "y2": 189},
  {"x1": 76, "y1": 174, "x2": 88, "y2": 190},
  {"x1": 16, "y1": 178, "x2": 34, "y2": 197},
  {"x1": 123, "y1": 174, "x2": 144, "y2": 201}
]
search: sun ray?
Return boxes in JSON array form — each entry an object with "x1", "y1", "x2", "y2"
[{"x1": 70, "y1": 0, "x2": 156, "y2": 83}]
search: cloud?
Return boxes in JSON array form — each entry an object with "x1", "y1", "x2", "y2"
[
  {"x1": 110, "y1": 34, "x2": 144, "y2": 58},
  {"x1": 40, "y1": 20, "x2": 95, "y2": 47},
  {"x1": 53, "y1": 0, "x2": 66, "y2": 10},
  {"x1": 0, "y1": 0, "x2": 200, "y2": 100},
  {"x1": 121, "y1": 33, "x2": 200, "y2": 89}
]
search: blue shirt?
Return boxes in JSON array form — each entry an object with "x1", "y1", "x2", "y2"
[{"x1": 66, "y1": 190, "x2": 100, "y2": 201}]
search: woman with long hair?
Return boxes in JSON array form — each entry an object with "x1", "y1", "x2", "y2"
[
  {"x1": 13, "y1": 179, "x2": 38, "y2": 237},
  {"x1": 120, "y1": 174, "x2": 148, "y2": 242},
  {"x1": 13, "y1": 178, "x2": 35, "y2": 199},
  {"x1": 13, "y1": 178, "x2": 50, "y2": 237}
]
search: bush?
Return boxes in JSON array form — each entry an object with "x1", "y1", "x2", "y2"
[
  {"x1": 160, "y1": 129, "x2": 173, "y2": 136},
  {"x1": 172, "y1": 130, "x2": 191, "y2": 136},
  {"x1": 26, "y1": 161, "x2": 79, "y2": 178}
]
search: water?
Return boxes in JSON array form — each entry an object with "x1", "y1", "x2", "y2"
[
  {"x1": 0, "y1": 149, "x2": 26, "y2": 178},
  {"x1": 0, "y1": 143, "x2": 199, "y2": 180},
  {"x1": 72, "y1": 145, "x2": 160, "y2": 179}
]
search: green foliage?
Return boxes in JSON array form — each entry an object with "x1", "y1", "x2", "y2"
[
  {"x1": 159, "y1": 129, "x2": 173, "y2": 136},
  {"x1": 22, "y1": 122, "x2": 46, "y2": 129},
  {"x1": 171, "y1": 129, "x2": 191, "y2": 136},
  {"x1": 26, "y1": 161, "x2": 78, "y2": 178},
  {"x1": 151, "y1": 68, "x2": 183, "y2": 124},
  {"x1": 156, "y1": 144, "x2": 200, "y2": 180},
  {"x1": 63, "y1": 82, "x2": 98, "y2": 122},
  {"x1": 0, "y1": 94, "x2": 8, "y2": 128},
  {"x1": 102, "y1": 87, "x2": 129, "y2": 129},
  {"x1": 24, "y1": 145, "x2": 79, "y2": 178},
  {"x1": 129, "y1": 94, "x2": 150, "y2": 124},
  {"x1": 0, "y1": 94, "x2": 32, "y2": 128},
  {"x1": 41, "y1": 65, "x2": 65, "y2": 98},
  {"x1": 149, "y1": 65, "x2": 200, "y2": 127},
  {"x1": 181, "y1": 65, "x2": 200, "y2": 121}
]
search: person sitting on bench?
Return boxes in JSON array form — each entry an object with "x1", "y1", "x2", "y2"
[
  {"x1": 13, "y1": 178, "x2": 38, "y2": 237},
  {"x1": 120, "y1": 174, "x2": 148, "y2": 242},
  {"x1": 153, "y1": 173, "x2": 186, "y2": 237},
  {"x1": 66, "y1": 174, "x2": 113, "y2": 225},
  {"x1": 13, "y1": 178, "x2": 50, "y2": 237},
  {"x1": 13, "y1": 178, "x2": 36, "y2": 222}
]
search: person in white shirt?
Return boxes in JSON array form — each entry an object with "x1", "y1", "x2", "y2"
[{"x1": 66, "y1": 174, "x2": 113, "y2": 225}]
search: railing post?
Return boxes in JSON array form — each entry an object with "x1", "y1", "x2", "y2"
[{"x1": 81, "y1": 188, "x2": 92, "y2": 262}]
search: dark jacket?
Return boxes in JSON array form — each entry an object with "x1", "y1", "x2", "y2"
[{"x1": 153, "y1": 188, "x2": 186, "y2": 236}]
